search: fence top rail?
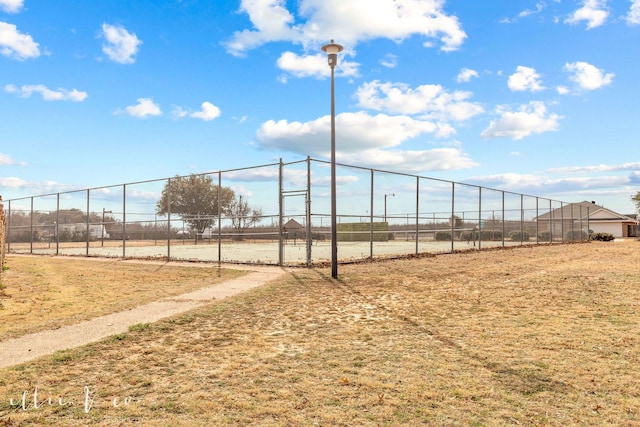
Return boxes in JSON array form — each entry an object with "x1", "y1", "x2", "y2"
[{"x1": 3, "y1": 156, "x2": 569, "y2": 207}]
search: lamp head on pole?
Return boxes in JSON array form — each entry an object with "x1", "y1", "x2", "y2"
[{"x1": 321, "y1": 39, "x2": 343, "y2": 68}]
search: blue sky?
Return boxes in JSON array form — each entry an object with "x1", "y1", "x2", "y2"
[{"x1": 1, "y1": 0, "x2": 639, "y2": 214}]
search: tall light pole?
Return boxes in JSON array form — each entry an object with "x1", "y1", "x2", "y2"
[
  {"x1": 384, "y1": 193, "x2": 395, "y2": 223},
  {"x1": 322, "y1": 39, "x2": 343, "y2": 279}
]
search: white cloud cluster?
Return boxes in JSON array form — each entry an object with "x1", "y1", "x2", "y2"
[
  {"x1": 0, "y1": 21, "x2": 39, "y2": 60},
  {"x1": 565, "y1": 0, "x2": 609, "y2": 29},
  {"x1": 456, "y1": 68, "x2": 479, "y2": 83},
  {"x1": 355, "y1": 80, "x2": 483, "y2": 124},
  {"x1": 0, "y1": 0, "x2": 23, "y2": 13},
  {"x1": 380, "y1": 54, "x2": 397, "y2": 69},
  {"x1": 0, "y1": 152, "x2": 26, "y2": 166},
  {"x1": 173, "y1": 102, "x2": 222, "y2": 121},
  {"x1": 627, "y1": 0, "x2": 640, "y2": 24},
  {"x1": 0, "y1": 176, "x2": 27, "y2": 188},
  {"x1": 481, "y1": 101, "x2": 562, "y2": 140},
  {"x1": 100, "y1": 23, "x2": 142, "y2": 64},
  {"x1": 119, "y1": 99, "x2": 221, "y2": 121},
  {"x1": 276, "y1": 51, "x2": 360, "y2": 79},
  {"x1": 225, "y1": 0, "x2": 466, "y2": 57},
  {"x1": 548, "y1": 162, "x2": 640, "y2": 174},
  {"x1": 4, "y1": 84, "x2": 88, "y2": 101},
  {"x1": 123, "y1": 98, "x2": 162, "y2": 118},
  {"x1": 258, "y1": 112, "x2": 438, "y2": 155},
  {"x1": 500, "y1": 2, "x2": 547, "y2": 24},
  {"x1": 508, "y1": 66, "x2": 545, "y2": 92},
  {"x1": 564, "y1": 61, "x2": 614, "y2": 90},
  {"x1": 467, "y1": 170, "x2": 635, "y2": 200},
  {"x1": 255, "y1": 107, "x2": 476, "y2": 173}
]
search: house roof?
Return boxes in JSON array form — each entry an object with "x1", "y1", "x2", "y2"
[
  {"x1": 283, "y1": 218, "x2": 304, "y2": 229},
  {"x1": 536, "y1": 201, "x2": 638, "y2": 223}
]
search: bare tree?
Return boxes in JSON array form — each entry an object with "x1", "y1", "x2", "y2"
[{"x1": 228, "y1": 195, "x2": 263, "y2": 241}]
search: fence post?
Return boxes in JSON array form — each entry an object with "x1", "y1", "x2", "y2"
[
  {"x1": 501, "y1": 191, "x2": 505, "y2": 248},
  {"x1": 278, "y1": 159, "x2": 284, "y2": 266},
  {"x1": 520, "y1": 194, "x2": 524, "y2": 245},
  {"x1": 217, "y1": 172, "x2": 222, "y2": 266},
  {"x1": 123, "y1": 184, "x2": 127, "y2": 258},
  {"x1": 306, "y1": 157, "x2": 312, "y2": 267},
  {"x1": 369, "y1": 170, "x2": 374, "y2": 259},
  {"x1": 0, "y1": 196, "x2": 5, "y2": 275},
  {"x1": 30, "y1": 196, "x2": 34, "y2": 254},
  {"x1": 415, "y1": 176, "x2": 419, "y2": 255},
  {"x1": 549, "y1": 199, "x2": 553, "y2": 244},
  {"x1": 535, "y1": 197, "x2": 539, "y2": 245},
  {"x1": 450, "y1": 182, "x2": 455, "y2": 253},
  {"x1": 560, "y1": 202, "x2": 565, "y2": 242},
  {"x1": 166, "y1": 179, "x2": 171, "y2": 259},
  {"x1": 478, "y1": 187, "x2": 482, "y2": 250},
  {"x1": 85, "y1": 190, "x2": 90, "y2": 256}
]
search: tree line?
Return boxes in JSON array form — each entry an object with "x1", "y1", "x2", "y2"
[{"x1": 4, "y1": 174, "x2": 264, "y2": 243}]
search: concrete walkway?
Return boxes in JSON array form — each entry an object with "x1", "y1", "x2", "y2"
[{"x1": 0, "y1": 264, "x2": 288, "y2": 369}]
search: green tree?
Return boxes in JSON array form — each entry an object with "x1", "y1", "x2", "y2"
[
  {"x1": 228, "y1": 195, "x2": 263, "y2": 241},
  {"x1": 156, "y1": 174, "x2": 235, "y2": 241}
]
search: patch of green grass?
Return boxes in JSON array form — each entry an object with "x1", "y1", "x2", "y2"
[{"x1": 128, "y1": 323, "x2": 150, "y2": 333}]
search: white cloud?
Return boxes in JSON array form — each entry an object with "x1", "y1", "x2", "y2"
[
  {"x1": 225, "y1": 0, "x2": 296, "y2": 55},
  {"x1": 508, "y1": 66, "x2": 545, "y2": 92},
  {"x1": 355, "y1": 80, "x2": 484, "y2": 122},
  {"x1": 0, "y1": 152, "x2": 27, "y2": 166},
  {"x1": 456, "y1": 68, "x2": 479, "y2": 83},
  {"x1": 0, "y1": 0, "x2": 23, "y2": 13},
  {"x1": 0, "y1": 153, "x2": 13, "y2": 165},
  {"x1": 564, "y1": 61, "x2": 614, "y2": 90},
  {"x1": 548, "y1": 162, "x2": 640, "y2": 174},
  {"x1": 225, "y1": 0, "x2": 466, "y2": 56},
  {"x1": 500, "y1": 2, "x2": 547, "y2": 23},
  {"x1": 0, "y1": 176, "x2": 28, "y2": 188},
  {"x1": 338, "y1": 147, "x2": 478, "y2": 172},
  {"x1": 173, "y1": 102, "x2": 221, "y2": 121},
  {"x1": 257, "y1": 111, "x2": 441, "y2": 157},
  {"x1": 556, "y1": 85, "x2": 570, "y2": 95},
  {"x1": 255, "y1": 112, "x2": 477, "y2": 172},
  {"x1": 190, "y1": 101, "x2": 221, "y2": 121},
  {"x1": 0, "y1": 21, "x2": 39, "y2": 60},
  {"x1": 467, "y1": 172, "x2": 632, "y2": 196},
  {"x1": 518, "y1": 2, "x2": 547, "y2": 18},
  {"x1": 4, "y1": 84, "x2": 88, "y2": 101},
  {"x1": 380, "y1": 53, "x2": 397, "y2": 69},
  {"x1": 627, "y1": 0, "x2": 640, "y2": 24},
  {"x1": 481, "y1": 101, "x2": 562, "y2": 140},
  {"x1": 122, "y1": 98, "x2": 162, "y2": 118},
  {"x1": 276, "y1": 51, "x2": 359, "y2": 78},
  {"x1": 100, "y1": 23, "x2": 142, "y2": 64},
  {"x1": 565, "y1": 0, "x2": 609, "y2": 29}
]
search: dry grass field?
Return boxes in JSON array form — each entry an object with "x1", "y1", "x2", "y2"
[
  {"x1": 0, "y1": 256, "x2": 245, "y2": 340},
  {"x1": 0, "y1": 240, "x2": 639, "y2": 426}
]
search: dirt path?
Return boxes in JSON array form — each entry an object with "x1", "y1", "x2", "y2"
[{"x1": 0, "y1": 265, "x2": 288, "y2": 368}]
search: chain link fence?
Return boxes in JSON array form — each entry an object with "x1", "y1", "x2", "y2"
[
  {"x1": 0, "y1": 196, "x2": 6, "y2": 278},
  {"x1": 2, "y1": 158, "x2": 589, "y2": 267}
]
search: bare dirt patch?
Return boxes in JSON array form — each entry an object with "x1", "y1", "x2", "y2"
[
  {"x1": 0, "y1": 255, "x2": 244, "y2": 340},
  {"x1": 0, "y1": 241, "x2": 639, "y2": 426}
]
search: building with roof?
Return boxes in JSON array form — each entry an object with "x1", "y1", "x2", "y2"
[{"x1": 536, "y1": 201, "x2": 638, "y2": 239}]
